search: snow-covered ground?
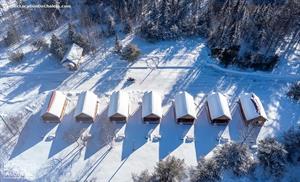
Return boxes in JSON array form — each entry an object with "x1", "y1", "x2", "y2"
[{"x1": 0, "y1": 31, "x2": 299, "y2": 181}]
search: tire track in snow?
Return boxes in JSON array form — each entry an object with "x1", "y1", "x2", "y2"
[
  {"x1": 1, "y1": 63, "x2": 299, "y2": 81},
  {"x1": 203, "y1": 62, "x2": 300, "y2": 81}
]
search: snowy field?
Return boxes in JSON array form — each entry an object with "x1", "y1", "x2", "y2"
[{"x1": 0, "y1": 33, "x2": 299, "y2": 181}]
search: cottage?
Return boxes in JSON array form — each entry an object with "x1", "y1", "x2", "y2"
[
  {"x1": 74, "y1": 91, "x2": 98, "y2": 122},
  {"x1": 108, "y1": 91, "x2": 129, "y2": 122},
  {"x1": 61, "y1": 43, "x2": 83, "y2": 70},
  {"x1": 41, "y1": 91, "x2": 68, "y2": 122},
  {"x1": 174, "y1": 91, "x2": 197, "y2": 124},
  {"x1": 206, "y1": 92, "x2": 232, "y2": 124},
  {"x1": 239, "y1": 93, "x2": 267, "y2": 126},
  {"x1": 142, "y1": 91, "x2": 163, "y2": 123}
]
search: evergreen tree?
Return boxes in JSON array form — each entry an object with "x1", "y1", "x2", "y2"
[
  {"x1": 287, "y1": 81, "x2": 300, "y2": 101},
  {"x1": 4, "y1": 25, "x2": 21, "y2": 46},
  {"x1": 114, "y1": 35, "x2": 122, "y2": 53},
  {"x1": 68, "y1": 23, "x2": 77, "y2": 42},
  {"x1": 132, "y1": 156, "x2": 187, "y2": 182},
  {"x1": 50, "y1": 34, "x2": 65, "y2": 59},
  {"x1": 283, "y1": 126, "x2": 300, "y2": 163},
  {"x1": 213, "y1": 142, "x2": 254, "y2": 176},
  {"x1": 257, "y1": 138, "x2": 288, "y2": 177},
  {"x1": 153, "y1": 156, "x2": 187, "y2": 182},
  {"x1": 190, "y1": 158, "x2": 222, "y2": 182}
]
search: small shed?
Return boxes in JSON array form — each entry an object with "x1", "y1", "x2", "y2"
[
  {"x1": 142, "y1": 91, "x2": 163, "y2": 123},
  {"x1": 206, "y1": 92, "x2": 232, "y2": 124},
  {"x1": 41, "y1": 91, "x2": 68, "y2": 122},
  {"x1": 239, "y1": 93, "x2": 267, "y2": 126},
  {"x1": 174, "y1": 91, "x2": 197, "y2": 124},
  {"x1": 108, "y1": 91, "x2": 129, "y2": 122},
  {"x1": 61, "y1": 43, "x2": 83, "y2": 70},
  {"x1": 74, "y1": 91, "x2": 98, "y2": 122}
]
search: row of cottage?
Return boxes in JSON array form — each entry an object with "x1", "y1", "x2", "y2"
[{"x1": 41, "y1": 90, "x2": 268, "y2": 126}]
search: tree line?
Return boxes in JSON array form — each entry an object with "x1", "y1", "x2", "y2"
[
  {"x1": 2, "y1": 0, "x2": 299, "y2": 70},
  {"x1": 85, "y1": 0, "x2": 300, "y2": 70},
  {"x1": 133, "y1": 126, "x2": 300, "y2": 182}
]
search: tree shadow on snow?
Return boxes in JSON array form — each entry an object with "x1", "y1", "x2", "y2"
[
  {"x1": 226, "y1": 104, "x2": 262, "y2": 144},
  {"x1": 84, "y1": 107, "x2": 117, "y2": 159},
  {"x1": 48, "y1": 110, "x2": 91, "y2": 158},
  {"x1": 194, "y1": 107, "x2": 226, "y2": 160},
  {"x1": 121, "y1": 106, "x2": 157, "y2": 160},
  {"x1": 4, "y1": 52, "x2": 68, "y2": 101},
  {"x1": 10, "y1": 113, "x2": 58, "y2": 159},
  {"x1": 159, "y1": 104, "x2": 192, "y2": 160}
]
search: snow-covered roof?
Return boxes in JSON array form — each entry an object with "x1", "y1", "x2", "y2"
[
  {"x1": 108, "y1": 91, "x2": 129, "y2": 118},
  {"x1": 61, "y1": 43, "x2": 83, "y2": 64},
  {"x1": 74, "y1": 91, "x2": 98, "y2": 120},
  {"x1": 239, "y1": 93, "x2": 267, "y2": 121},
  {"x1": 175, "y1": 91, "x2": 197, "y2": 119},
  {"x1": 41, "y1": 91, "x2": 67, "y2": 119},
  {"x1": 207, "y1": 92, "x2": 232, "y2": 120},
  {"x1": 142, "y1": 91, "x2": 163, "y2": 118}
]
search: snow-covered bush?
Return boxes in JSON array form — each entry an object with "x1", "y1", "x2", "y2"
[
  {"x1": 154, "y1": 156, "x2": 187, "y2": 181},
  {"x1": 114, "y1": 35, "x2": 122, "y2": 54},
  {"x1": 211, "y1": 46, "x2": 279, "y2": 70},
  {"x1": 6, "y1": 114, "x2": 24, "y2": 134},
  {"x1": 190, "y1": 158, "x2": 222, "y2": 182},
  {"x1": 283, "y1": 126, "x2": 300, "y2": 163},
  {"x1": 132, "y1": 156, "x2": 187, "y2": 182},
  {"x1": 9, "y1": 51, "x2": 24, "y2": 62},
  {"x1": 68, "y1": 23, "x2": 77, "y2": 42},
  {"x1": 132, "y1": 170, "x2": 154, "y2": 182},
  {"x1": 123, "y1": 19, "x2": 133, "y2": 34},
  {"x1": 67, "y1": 23, "x2": 92, "y2": 54},
  {"x1": 73, "y1": 33, "x2": 92, "y2": 55},
  {"x1": 287, "y1": 82, "x2": 300, "y2": 101},
  {"x1": 257, "y1": 138, "x2": 288, "y2": 177},
  {"x1": 213, "y1": 143, "x2": 254, "y2": 176},
  {"x1": 121, "y1": 44, "x2": 140, "y2": 62},
  {"x1": 4, "y1": 25, "x2": 21, "y2": 46},
  {"x1": 211, "y1": 46, "x2": 239, "y2": 67},
  {"x1": 50, "y1": 34, "x2": 65, "y2": 59},
  {"x1": 32, "y1": 38, "x2": 48, "y2": 50}
]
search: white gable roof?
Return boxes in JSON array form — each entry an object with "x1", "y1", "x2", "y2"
[
  {"x1": 142, "y1": 91, "x2": 163, "y2": 118},
  {"x1": 175, "y1": 91, "x2": 196, "y2": 119},
  {"x1": 239, "y1": 93, "x2": 267, "y2": 121},
  {"x1": 74, "y1": 91, "x2": 98, "y2": 119},
  {"x1": 108, "y1": 91, "x2": 129, "y2": 118},
  {"x1": 61, "y1": 43, "x2": 83, "y2": 64},
  {"x1": 207, "y1": 92, "x2": 232, "y2": 120},
  {"x1": 41, "y1": 91, "x2": 67, "y2": 118}
]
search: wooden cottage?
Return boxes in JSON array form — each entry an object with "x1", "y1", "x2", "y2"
[
  {"x1": 74, "y1": 91, "x2": 98, "y2": 122},
  {"x1": 206, "y1": 92, "x2": 232, "y2": 124},
  {"x1": 61, "y1": 43, "x2": 83, "y2": 70},
  {"x1": 142, "y1": 91, "x2": 163, "y2": 123},
  {"x1": 239, "y1": 93, "x2": 267, "y2": 126},
  {"x1": 174, "y1": 91, "x2": 197, "y2": 124},
  {"x1": 41, "y1": 91, "x2": 68, "y2": 122},
  {"x1": 108, "y1": 91, "x2": 129, "y2": 122}
]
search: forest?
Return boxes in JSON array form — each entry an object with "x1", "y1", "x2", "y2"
[{"x1": 2, "y1": 0, "x2": 299, "y2": 70}]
